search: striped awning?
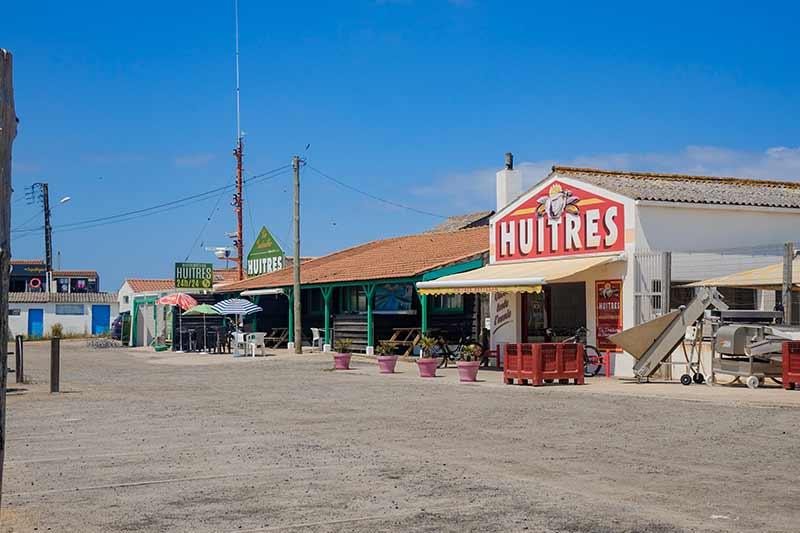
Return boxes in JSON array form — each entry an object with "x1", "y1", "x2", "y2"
[{"x1": 416, "y1": 254, "x2": 624, "y2": 295}]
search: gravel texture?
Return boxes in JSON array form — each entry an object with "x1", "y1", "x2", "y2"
[{"x1": 2, "y1": 340, "x2": 799, "y2": 532}]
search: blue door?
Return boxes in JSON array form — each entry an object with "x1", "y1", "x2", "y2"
[
  {"x1": 28, "y1": 308, "x2": 44, "y2": 338},
  {"x1": 92, "y1": 305, "x2": 111, "y2": 335}
]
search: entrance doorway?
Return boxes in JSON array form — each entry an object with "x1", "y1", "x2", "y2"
[
  {"x1": 522, "y1": 283, "x2": 586, "y2": 342},
  {"x1": 28, "y1": 308, "x2": 44, "y2": 337}
]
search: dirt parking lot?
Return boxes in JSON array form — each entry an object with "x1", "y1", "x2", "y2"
[{"x1": 2, "y1": 340, "x2": 799, "y2": 532}]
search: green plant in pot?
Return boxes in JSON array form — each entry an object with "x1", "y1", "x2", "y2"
[
  {"x1": 416, "y1": 335, "x2": 439, "y2": 377},
  {"x1": 332, "y1": 338, "x2": 353, "y2": 370},
  {"x1": 376, "y1": 341, "x2": 398, "y2": 374},
  {"x1": 456, "y1": 343, "x2": 483, "y2": 382}
]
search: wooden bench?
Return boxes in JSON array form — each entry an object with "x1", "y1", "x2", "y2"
[
  {"x1": 263, "y1": 328, "x2": 289, "y2": 348},
  {"x1": 381, "y1": 328, "x2": 422, "y2": 357}
]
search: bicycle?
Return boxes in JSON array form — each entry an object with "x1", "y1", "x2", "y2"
[
  {"x1": 433, "y1": 335, "x2": 484, "y2": 368},
  {"x1": 556, "y1": 326, "x2": 604, "y2": 377}
]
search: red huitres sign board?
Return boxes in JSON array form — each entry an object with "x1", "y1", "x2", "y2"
[
  {"x1": 595, "y1": 279, "x2": 623, "y2": 351},
  {"x1": 494, "y1": 181, "x2": 625, "y2": 261}
]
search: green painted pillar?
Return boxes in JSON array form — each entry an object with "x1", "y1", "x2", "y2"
[
  {"x1": 321, "y1": 287, "x2": 333, "y2": 347},
  {"x1": 250, "y1": 296, "x2": 260, "y2": 331},
  {"x1": 287, "y1": 289, "x2": 294, "y2": 343},
  {"x1": 364, "y1": 284, "x2": 376, "y2": 352},
  {"x1": 420, "y1": 293, "x2": 428, "y2": 334}
]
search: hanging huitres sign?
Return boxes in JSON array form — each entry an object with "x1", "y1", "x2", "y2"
[
  {"x1": 247, "y1": 226, "x2": 285, "y2": 276},
  {"x1": 175, "y1": 262, "x2": 213, "y2": 289},
  {"x1": 494, "y1": 181, "x2": 625, "y2": 261}
]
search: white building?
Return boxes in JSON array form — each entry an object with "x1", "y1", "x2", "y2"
[
  {"x1": 8, "y1": 292, "x2": 119, "y2": 338},
  {"x1": 418, "y1": 158, "x2": 800, "y2": 376}
]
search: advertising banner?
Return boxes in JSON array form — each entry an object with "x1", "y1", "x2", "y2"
[
  {"x1": 374, "y1": 284, "x2": 413, "y2": 312},
  {"x1": 595, "y1": 279, "x2": 622, "y2": 351},
  {"x1": 247, "y1": 226, "x2": 285, "y2": 277},
  {"x1": 175, "y1": 262, "x2": 213, "y2": 290},
  {"x1": 494, "y1": 181, "x2": 625, "y2": 262}
]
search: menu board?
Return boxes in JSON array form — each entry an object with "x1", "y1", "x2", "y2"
[{"x1": 595, "y1": 280, "x2": 622, "y2": 351}]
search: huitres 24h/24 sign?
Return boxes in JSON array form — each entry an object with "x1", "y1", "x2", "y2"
[{"x1": 174, "y1": 262, "x2": 213, "y2": 290}]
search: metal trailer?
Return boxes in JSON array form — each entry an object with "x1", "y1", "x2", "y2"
[{"x1": 610, "y1": 287, "x2": 727, "y2": 383}]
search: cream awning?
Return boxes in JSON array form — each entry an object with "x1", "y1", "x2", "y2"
[
  {"x1": 416, "y1": 254, "x2": 624, "y2": 295},
  {"x1": 685, "y1": 258, "x2": 800, "y2": 291}
]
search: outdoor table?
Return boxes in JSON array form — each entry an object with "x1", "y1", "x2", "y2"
[{"x1": 382, "y1": 327, "x2": 422, "y2": 357}]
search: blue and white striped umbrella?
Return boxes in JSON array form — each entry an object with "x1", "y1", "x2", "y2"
[{"x1": 211, "y1": 298, "x2": 262, "y2": 316}]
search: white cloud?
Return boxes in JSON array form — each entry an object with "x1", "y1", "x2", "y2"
[
  {"x1": 416, "y1": 145, "x2": 800, "y2": 212},
  {"x1": 174, "y1": 153, "x2": 215, "y2": 168}
]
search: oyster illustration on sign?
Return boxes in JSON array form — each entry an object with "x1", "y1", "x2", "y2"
[{"x1": 536, "y1": 183, "x2": 580, "y2": 221}]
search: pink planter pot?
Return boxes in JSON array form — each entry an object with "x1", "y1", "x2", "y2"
[
  {"x1": 333, "y1": 353, "x2": 352, "y2": 370},
  {"x1": 457, "y1": 360, "x2": 480, "y2": 382},
  {"x1": 417, "y1": 358, "x2": 438, "y2": 378},
  {"x1": 377, "y1": 355, "x2": 398, "y2": 374}
]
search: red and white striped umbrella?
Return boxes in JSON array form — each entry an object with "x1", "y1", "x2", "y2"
[{"x1": 156, "y1": 293, "x2": 198, "y2": 311}]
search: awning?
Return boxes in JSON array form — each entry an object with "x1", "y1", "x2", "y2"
[
  {"x1": 416, "y1": 254, "x2": 624, "y2": 295},
  {"x1": 240, "y1": 288, "x2": 287, "y2": 297},
  {"x1": 684, "y1": 258, "x2": 800, "y2": 291}
]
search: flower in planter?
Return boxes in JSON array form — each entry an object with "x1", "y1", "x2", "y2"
[
  {"x1": 461, "y1": 343, "x2": 484, "y2": 362},
  {"x1": 334, "y1": 338, "x2": 352, "y2": 354},
  {"x1": 417, "y1": 336, "x2": 438, "y2": 358},
  {"x1": 376, "y1": 341, "x2": 395, "y2": 356}
]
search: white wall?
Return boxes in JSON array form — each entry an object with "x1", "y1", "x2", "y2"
[
  {"x1": 118, "y1": 282, "x2": 134, "y2": 313},
  {"x1": 8, "y1": 302, "x2": 120, "y2": 338}
]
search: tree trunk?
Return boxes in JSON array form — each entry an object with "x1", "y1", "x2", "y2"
[{"x1": 0, "y1": 47, "x2": 18, "y2": 513}]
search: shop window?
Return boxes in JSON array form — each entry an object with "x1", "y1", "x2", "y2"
[
  {"x1": 340, "y1": 287, "x2": 367, "y2": 313},
  {"x1": 549, "y1": 283, "x2": 586, "y2": 337},
  {"x1": 56, "y1": 304, "x2": 84, "y2": 315},
  {"x1": 123, "y1": 295, "x2": 130, "y2": 304},
  {"x1": 431, "y1": 294, "x2": 463, "y2": 314},
  {"x1": 718, "y1": 288, "x2": 756, "y2": 310},
  {"x1": 9, "y1": 278, "x2": 26, "y2": 292},
  {"x1": 303, "y1": 290, "x2": 324, "y2": 315},
  {"x1": 9, "y1": 308, "x2": 21, "y2": 316}
]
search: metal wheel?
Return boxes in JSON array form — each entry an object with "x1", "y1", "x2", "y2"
[
  {"x1": 746, "y1": 375, "x2": 760, "y2": 390},
  {"x1": 692, "y1": 373, "x2": 705, "y2": 384},
  {"x1": 583, "y1": 345, "x2": 603, "y2": 377},
  {"x1": 680, "y1": 374, "x2": 692, "y2": 386}
]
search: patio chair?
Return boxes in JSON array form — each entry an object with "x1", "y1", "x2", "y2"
[
  {"x1": 245, "y1": 332, "x2": 267, "y2": 357},
  {"x1": 310, "y1": 328, "x2": 323, "y2": 350}
]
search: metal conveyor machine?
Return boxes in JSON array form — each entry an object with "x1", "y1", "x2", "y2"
[{"x1": 609, "y1": 287, "x2": 728, "y2": 381}]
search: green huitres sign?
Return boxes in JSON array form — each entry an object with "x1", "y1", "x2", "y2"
[
  {"x1": 247, "y1": 226, "x2": 285, "y2": 276},
  {"x1": 174, "y1": 262, "x2": 213, "y2": 289}
]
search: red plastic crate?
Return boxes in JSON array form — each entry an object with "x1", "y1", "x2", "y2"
[
  {"x1": 503, "y1": 343, "x2": 584, "y2": 386},
  {"x1": 783, "y1": 341, "x2": 800, "y2": 390}
]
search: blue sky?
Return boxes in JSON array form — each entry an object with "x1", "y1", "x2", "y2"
[{"x1": 5, "y1": 0, "x2": 800, "y2": 289}]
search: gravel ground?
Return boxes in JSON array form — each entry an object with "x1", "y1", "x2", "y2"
[{"x1": 2, "y1": 340, "x2": 799, "y2": 532}]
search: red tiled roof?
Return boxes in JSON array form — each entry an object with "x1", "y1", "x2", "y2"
[
  {"x1": 222, "y1": 227, "x2": 489, "y2": 291},
  {"x1": 9, "y1": 292, "x2": 118, "y2": 304},
  {"x1": 10, "y1": 259, "x2": 44, "y2": 265},
  {"x1": 53, "y1": 270, "x2": 98, "y2": 278},
  {"x1": 125, "y1": 279, "x2": 175, "y2": 293},
  {"x1": 213, "y1": 269, "x2": 239, "y2": 283}
]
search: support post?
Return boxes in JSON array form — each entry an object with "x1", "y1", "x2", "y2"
[
  {"x1": 50, "y1": 337, "x2": 60, "y2": 393},
  {"x1": 14, "y1": 335, "x2": 22, "y2": 384},
  {"x1": 783, "y1": 242, "x2": 794, "y2": 325},
  {"x1": 286, "y1": 289, "x2": 295, "y2": 349},
  {"x1": 321, "y1": 287, "x2": 332, "y2": 352},
  {"x1": 420, "y1": 293, "x2": 429, "y2": 334},
  {"x1": 364, "y1": 284, "x2": 376, "y2": 355}
]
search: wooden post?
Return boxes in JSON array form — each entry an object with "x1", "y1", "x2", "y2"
[
  {"x1": 50, "y1": 337, "x2": 60, "y2": 393},
  {"x1": 1, "y1": 47, "x2": 19, "y2": 512},
  {"x1": 783, "y1": 242, "x2": 794, "y2": 325},
  {"x1": 292, "y1": 156, "x2": 302, "y2": 354},
  {"x1": 14, "y1": 336, "x2": 22, "y2": 384}
]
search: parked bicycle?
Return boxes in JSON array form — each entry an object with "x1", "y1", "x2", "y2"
[
  {"x1": 551, "y1": 326, "x2": 604, "y2": 377},
  {"x1": 432, "y1": 335, "x2": 484, "y2": 368}
]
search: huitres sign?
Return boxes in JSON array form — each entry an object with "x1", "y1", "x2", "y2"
[
  {"x1": 247, "y1": 226, "x2": 285, "y2": 276},
  {"x1": 175, "y1": 262, "x2": 213, "y2": 289},
  {"x1": 494, "y1": 181, "x2": 624, "y2": 261}
]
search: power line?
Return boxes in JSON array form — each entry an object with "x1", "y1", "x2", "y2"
[
  {"x1": 307, "y1": 165, "x2": 446, "y2": 219},
  {"x1": 10, "y1": 165, "x2": 291, "y2": 238},
  {"x1": 11, "y1": 208, "x2": 43, "y2": 232},
  {"x1": 183, "y1": 189, "x2": 227, "y2": 262}
]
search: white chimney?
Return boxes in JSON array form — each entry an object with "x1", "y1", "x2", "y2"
[{"x1": 496, "y1": 152, "x2": 522, "y2": 210}]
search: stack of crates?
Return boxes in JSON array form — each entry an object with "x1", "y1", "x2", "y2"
[
  {"x1": 782, "y1": 341, "x2": 800, "y2": 390},
  {"x1": 504, "y1": 343, "x2": 584, "y2": 386}
]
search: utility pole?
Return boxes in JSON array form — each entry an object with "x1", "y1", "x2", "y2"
[
  {"x1": 783, "y1": 242, "x2": 794, "y2": 325},
  {"x1": 1, "y1": 46, "x2": 19, "y2": 514},
  {"x1": 42, "y1": 183, "x2": 52, "y2": 288},
  {"x1": 292, "y1": 155, "x2": 302, "y2": 354}
]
